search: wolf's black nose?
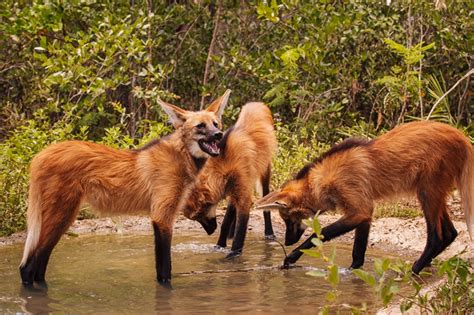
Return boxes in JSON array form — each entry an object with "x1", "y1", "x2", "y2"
[{"x1": 213, "y1": 131, "x2": 223, "y2": 140}]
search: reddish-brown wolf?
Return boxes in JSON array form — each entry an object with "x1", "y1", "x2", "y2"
[
  {"x1": 257, "y1": 121, "x2": 473, "y2": 274},
  {"x1": 182, "y1": 102, "x2": 277, "y2": 258},
  {"x1": 20, "y1": 90, "x2": 231, "y2": 286}
]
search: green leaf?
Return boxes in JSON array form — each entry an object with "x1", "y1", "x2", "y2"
[
  {"x1": 382, "y1": 258, "x2": 391, "y2": 272},
  {"x1": 353, "y1": 269, "x2": 376, "y2": 287},
  {"x1": 400, "y1": 300, "x2": 414, "y2": 312},
  {"x1": 65, "y1": 231, "x2": 79, "y2": 237},
  {"x1": 421, "y1": 42, "x2": 435, "y2": 51},
  {"x1": 311, "y1": 237, "x2": 323, "y2": 248},
  {"x1": 300, "y1": 249, "x2": 321, "y2": 258},
  {"x1": 312, "y1": 216, "x2": 322, "y2": 236},
  {"x1": 384, "y1": 38, "x2": 407, "y2": 55},
  {"x1": 328, "y1": 245, "x2": 337, "y2": 264},
  {"x1": 302, "y1": 218, "x2": 312, "y2": 228},
  {"x1": 307, "y1": 269, "x2": 326, "y2": 277},
  {"x1": 318, "y1": 306, "x2": 330, "y2": 315},
  {"x1": 326, "y1": 290, "x2": 337, "y2": 302},
  {"x1": 380, "y1": 280, "x2": 398, "y2": 306},
  {"x1": 280, "y1": 47, "x2": 304, "y2": 67},
  {"x1": 374, "y1": 258, "x2": 391, "y2": 276},
  {"x1": 327, "y1": 264, "x2": 339, "y2": 286},
  {"x1": 374, "y1": 259, "x2": 383, "y2": 275}
]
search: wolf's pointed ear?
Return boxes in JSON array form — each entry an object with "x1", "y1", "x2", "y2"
[
  {"x1": 255, "y1": 191, "x2": 289, "y2": 211},
  {"x1": 205, "y1": 89, "x2": 231, "y2": 119},
  {"x1": 157, "y1": 97, "x2": 190, "y2": 128}
]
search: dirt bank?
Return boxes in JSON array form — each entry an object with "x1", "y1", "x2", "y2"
[{"x1": 2, "y1": 208, "x2": 472, "y2": 263}]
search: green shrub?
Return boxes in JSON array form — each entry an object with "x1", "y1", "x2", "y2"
[
  {"x1": 303, "y1": 216, "x2": 473, "y2": 314},
  {"x1": 0, "y1": 115, "x2": 171, "y2": 235},
  {"x1": 0, "y1": 0, "x2": 472, "y2": 235},
  {"x1": 1, "y1": 1, "x2": 472, "y2": 139},
  {"x1": 271, "y1": 123, "x2": 329, "y2": 188},
  {"x1": 0, "y1": 118, "x2": 87, "y2": 236}
]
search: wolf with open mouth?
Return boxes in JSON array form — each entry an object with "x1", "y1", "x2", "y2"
[{"x1": 19, "y1": 90, "x2": 231, "y2": 286}]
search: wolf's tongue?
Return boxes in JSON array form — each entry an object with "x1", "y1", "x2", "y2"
[{"x1": 209, "y1": 142, "x2": 219, "y2": 154}]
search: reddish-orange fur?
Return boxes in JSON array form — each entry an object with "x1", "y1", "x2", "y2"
[
  {"x1": 20, "y1": 91, "x2": 231, "y2": 285},
  {"x1": 183, "y1": 102, "x2": 277, "y2": 255},
  {"x1": 257, "y1": 121, "x2": 473, "y2": 273}
]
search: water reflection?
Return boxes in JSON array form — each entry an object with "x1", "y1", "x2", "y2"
[
  {"x1": 154, "y1": 283, "x2": 173, "y2": 313},
  {"x1": 19, "y1": 286, "x2": 57, "y2": 315}
]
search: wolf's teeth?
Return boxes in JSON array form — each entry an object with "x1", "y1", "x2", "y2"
[{"x1": 201, "y1": 140, "x2": 220, "y2": 155}]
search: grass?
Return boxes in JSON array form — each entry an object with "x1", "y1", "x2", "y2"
[
  {"x1": 77, "y1": 207, "x2": 98, "y2": 220},
  {"x1": 374, "y1": 200, "x2": 422, "y2": 219}
]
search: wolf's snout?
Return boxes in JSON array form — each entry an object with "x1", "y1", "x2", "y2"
[
  {"x1": 198, "y1": 128, "x2": 223, "y2": 157},
  {"x1": 198, "y1": 217, "x2": 217, "y2": 235},
  {"x1": 213, "y1": 131, "x2": 223, "y2": 141}
]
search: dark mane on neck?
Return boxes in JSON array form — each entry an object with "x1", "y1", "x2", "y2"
[
  {"x1": 218, "y1": 125, "x2": 235, "y2": 158},
  {"x1": 295, "y1": 137, "x2": 371, "y2": 180},
  {"x1": 193, "y1": 157, "x2": 207, "y2": 171}
]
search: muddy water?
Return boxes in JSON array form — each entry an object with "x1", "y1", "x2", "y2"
[{"x1": 1, "y1": 232, "x2": 402, "y2": 314}]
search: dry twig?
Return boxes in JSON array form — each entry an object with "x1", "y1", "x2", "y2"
[{"x1": 426, "y1": 69, "x2": 473, "y2": 120}]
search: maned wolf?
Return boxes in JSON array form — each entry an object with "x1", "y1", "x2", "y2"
[
  {"x1": 182, "y1": 102, "x2": 277, "y2": 258},
  {"x1": 257, "y1": 121, "x2": 473, "y2": 274},
  {"x1": 20, "y1": 90, "x2": 231, "y2": 286}
]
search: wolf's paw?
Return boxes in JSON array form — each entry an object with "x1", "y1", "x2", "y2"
[
  {"x1": 264, "y1": 234, "x2": 276, "y2": 241},
  {"x1": 225, "y1": 249, "x2": 242, "y2": 259}
]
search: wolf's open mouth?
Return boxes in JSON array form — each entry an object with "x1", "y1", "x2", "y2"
[{"x1": 198, "y1": 139, "x2": 220, "y2": 157}]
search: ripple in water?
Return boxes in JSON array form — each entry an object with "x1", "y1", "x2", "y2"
[{"x1": 172, "y1": 242, "x2": 229, "y2": 254}]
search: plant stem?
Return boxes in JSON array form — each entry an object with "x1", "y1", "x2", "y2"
[{"x1": 426, "y1": 69, "x2": 474, "y2": 119}]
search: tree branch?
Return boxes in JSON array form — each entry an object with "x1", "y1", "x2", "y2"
[{"x1": 200, "y1": 0, "x2": 222, "y2": 110}]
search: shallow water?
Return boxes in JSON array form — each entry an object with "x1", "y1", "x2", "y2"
[{"x1": 1, "y1": 232, "x2": 404, "y2": 313}]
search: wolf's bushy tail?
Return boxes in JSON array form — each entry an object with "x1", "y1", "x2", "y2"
[
  {"x1": 459, "y1": 146, "x2": 474, "y2": 240},
  {"x1": 19, "y1": 184, "x2": 42, "y2": 267}
]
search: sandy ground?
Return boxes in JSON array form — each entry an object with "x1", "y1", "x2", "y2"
[{"x1": 2, "y1": 207, "x2": 472, "y2": 263}]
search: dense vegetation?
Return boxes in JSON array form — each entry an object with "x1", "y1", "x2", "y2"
[
  {"x1": 0, "y1": 0, "x2": 472, "y2": 235},
  {"x1": 304, "y1": 216, "x2": 473, "y2": 314}
]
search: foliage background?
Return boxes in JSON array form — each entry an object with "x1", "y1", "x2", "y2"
[{"x1": 0, "y1": 0, "x2": 472, "y2": 235}]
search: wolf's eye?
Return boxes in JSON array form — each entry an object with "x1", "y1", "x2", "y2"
[
  {"x1": 196, "y1": 123, "x2": 206, "y2": 129},
  {"x1": 213, "y1": 121, "x2": 218, "y2": 128}
]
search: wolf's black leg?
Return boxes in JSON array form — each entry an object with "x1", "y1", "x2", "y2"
[
  {"x1": 284, "y1": 215, "x2": 365, "y2": 267},
  {"x1": 216, "y1": 203, "x2": 236, "y2": 248},
  {"x1": 153, "y1": 223, "x2": 172, "y2": 284},
  {"x1": 350, "y1": 220, "x2": 371, "y2": 269},
  {"x1": 226, "y1": 213, "x2": 249, "y2": 259},
  {"x1": 261, "y1": 168, "x2": 275, "y2": 239},
  {"x1": 20, "y1": 256, "x2": 37, "y2": 287}
]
